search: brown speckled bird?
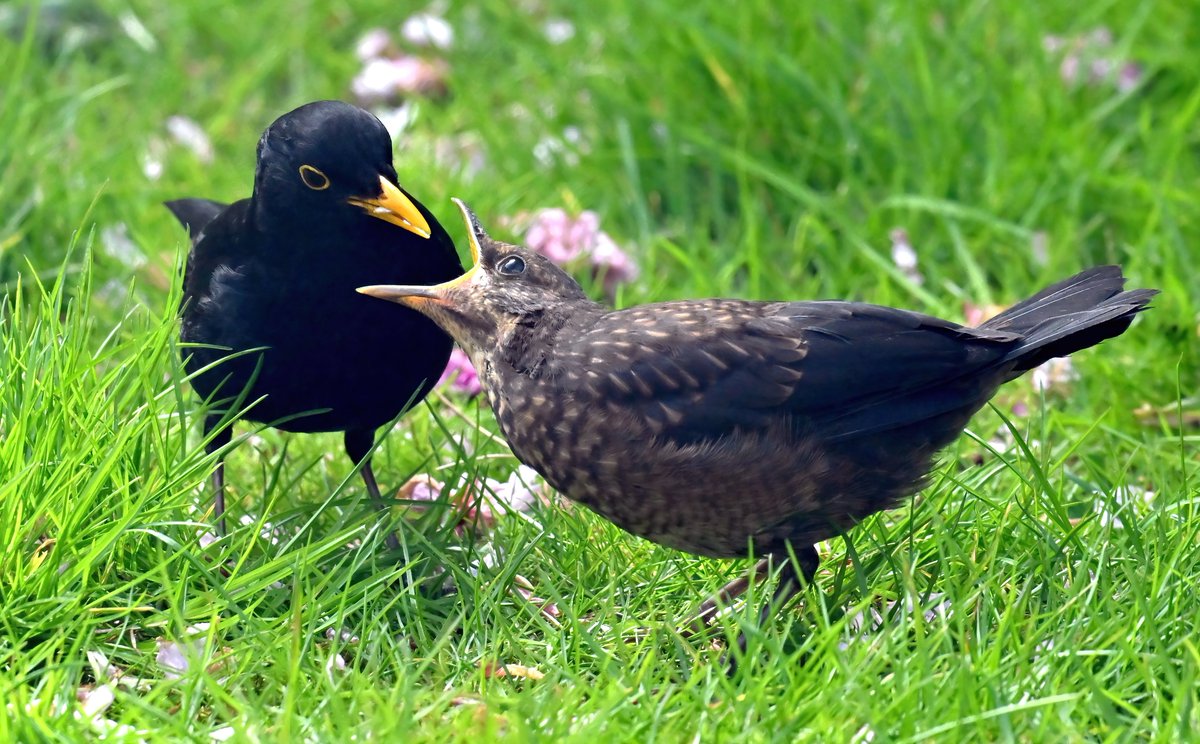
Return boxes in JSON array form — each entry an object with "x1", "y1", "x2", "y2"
[{"x1": 359, "y1": 200, "x2": 1157, "y2": 660}]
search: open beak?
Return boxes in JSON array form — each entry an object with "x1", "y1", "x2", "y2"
[
  {"x1": 358, "y1": 198, "x2": 483, "y2": 308},
  {"x1": 347, "y1": 175, "x2": 433, "y2": 239}
]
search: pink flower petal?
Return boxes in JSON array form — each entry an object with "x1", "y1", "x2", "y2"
[{"x1": 438, "y1": 348, "x2": 482, "y2": 396}]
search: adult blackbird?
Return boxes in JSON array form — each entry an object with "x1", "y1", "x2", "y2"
[
  {"x1": 360, "y1": 200, "x2": 1156, "y2": 657},
  {"x1": 166, "y1": 101, "x2": 462, "y2": 542}
]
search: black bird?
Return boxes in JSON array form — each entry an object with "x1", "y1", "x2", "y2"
[
  {"x1": 166, "y1": 101, "x2": 462, "y2": 542},
  {"x1": 360, "y1": 200, "x2": 1157, "y2": 660}
]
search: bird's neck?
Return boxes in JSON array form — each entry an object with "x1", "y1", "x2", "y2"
[{"x1": 494, "y1": 301, "x2": 603, "y2": 378}]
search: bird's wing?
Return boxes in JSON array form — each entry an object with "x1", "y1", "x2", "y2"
[
  {"x1": 176, "y1": 198, "x2": 256, "y2": 314},
  {"x1": 564, "y1": 299, "x2": 1022, "y2": 444}
]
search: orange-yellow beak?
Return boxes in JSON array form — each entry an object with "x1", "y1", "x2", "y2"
[
  {"x1": 347, "y1": 176, "x2": 433, "y2": 239},
  {"x1": 358, "y1": 198, "x2": 482, "y2": 307}
]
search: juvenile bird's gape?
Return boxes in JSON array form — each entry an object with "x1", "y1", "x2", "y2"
[
  {"x1": 166, "y1": 101, "x2": 463, "y2": 547},
  {"x1": 361, "y1": 199, "x2": 1158, "y2": 670}
]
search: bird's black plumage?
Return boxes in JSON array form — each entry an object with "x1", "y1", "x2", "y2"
[
  {"x1": 166, "y1": 101, "x2": 462, "y2": 540},
  {"x1": 360, "y1": 201, "x2": 1157, "y2": 664}
]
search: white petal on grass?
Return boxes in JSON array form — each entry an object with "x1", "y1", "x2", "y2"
[
  {"x1": 210, "y1": 726, "x2": 236, "y2": 742},
  {"x1": 401, "y1": 12, "x2": 454, "y2": 49},
  {"x1": 888, "y1": 228, "x2": 924, "y2": 285},
  {"x1": 166, "y1": 116, "x2": 214, "y2": 163},
  {"x1": 101, "y1": 223, "x2": 145, "y2": 269},
  {"x1": 142, "y1": 138, "x2": 166, "y2": 181},
  {"x1": 325, "y1": 627, "x2": 360, "y2": 644},
  {"x1": 1095, "y1": 485, "x2": 1155, "y2": 529},
  {"x1": 543, "y1": 18, "x2": 576, "y2": 45},
  {"x1": 77, "y1": 684, "x2": 115, "y2": 718},
  {"x1": 324, "y1": 652, "x2": 348, "y2": 682},
  {"x1": 87, "y1": 650, "x2": 119, "y2": 681}
]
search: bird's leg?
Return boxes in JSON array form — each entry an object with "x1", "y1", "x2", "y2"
[
  {"x1": 726, "y1": 545, "x2": 820, "y2": 675},
  {"x1": 687, "y1": 558, "x2": 773, "y2": 636},
  {"x1": 344, "y1": 429, "x2": 400, "y2": 550},
  {"x1": 205, "y1": 416, "x2": 233, "y2": 538}
]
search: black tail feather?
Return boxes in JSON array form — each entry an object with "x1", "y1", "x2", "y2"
[
  {"x1": 981, "y1": 266, "x2": 1158, "y2": 374},
  {"x1": 164, "y1": 198, "x2": 228, "y2": 243}
]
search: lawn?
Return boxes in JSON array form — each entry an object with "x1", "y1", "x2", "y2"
[{"x1": 1, "y1": 0, "x2": 1197, "y2": 740}]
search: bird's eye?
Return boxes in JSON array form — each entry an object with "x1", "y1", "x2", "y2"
[
  {"x1": 496, "y1": 255, "x2": 526, "y2": 276},
  {"x1": 298, "y1": 165, "x2": 330, "y2": 191}
]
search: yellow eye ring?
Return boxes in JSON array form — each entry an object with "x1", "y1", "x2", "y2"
[{"x1": 298, "y1": 164, "x2": 330, "y2": 190}]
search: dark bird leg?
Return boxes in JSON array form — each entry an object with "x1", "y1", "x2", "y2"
[
  {"x1": 344, "y1": 429, "x2": 400, "y2": 550},
  {"x1": 205, "y1": 416, "x2": 233, "y2": 537},
  {"x1": 689, "y1": 558, "x2": 773, "y2": 634},
  {"x1": 726, "y1": 545, "x2": 820, "y2": 675}
]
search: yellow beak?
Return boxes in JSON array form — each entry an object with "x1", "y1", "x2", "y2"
[
  {"x1": 347, "y1": 175, "x2": 433, "y2": 239},
  {"x1": 358, "y1": 198, "x2": 483, "y2": 307}
]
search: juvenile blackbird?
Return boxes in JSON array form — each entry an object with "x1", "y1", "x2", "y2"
[
  {"x1": 166, "y1": 101, "x2": 462, "y2": 541},
  {"x1": 360, "y1": 200, "x2": 1157, "y2": 654}
]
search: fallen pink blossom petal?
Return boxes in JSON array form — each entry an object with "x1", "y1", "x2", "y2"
[
  {"x1": 155, "y1": 623, "x2": 222, "y2": 681},
  {"x1": 166, "y1": 116, "x2": 213, "y2": 163},
  {"x1": 351, "y1": 55, "x2": 448, "y2": 104},
  {"x1": 524, "y1": 208, "x2": 586, "y2": 264},
  {"x1": 513, "y1": 573, "x2": 561, "y2": 623},
  {"x1": 155, "y1": 639, "x2": 200, "y2": 680},
  {"x1": 1088, "y1": 27, "x2": 1113, "y2": 46},
  {"x1": 1060, "y1": 54, "x2": 1081, "y2": 86},
  {"x1": 590, "y1": 232, "x2": 639, "y2": 293},
  {"x1": 395, "y1": 473, "x2": 444, "y2": 505},
  {"x1": 962, "y1": 302, "x2": 1008, "y2": 327},
  {"x1": 1116, "y1": 63, "x2": 1143, "y2": 92},
  {"x1": 487, "y1": 465, "x2": 542, "y2": 515},
  {"x1": 438, "y1": 348, "x2": 482, "y2": 396},
  {"x1": 355, "y1": 28, "x2": 392, "y2": 61},
  {"x1": 401, "y1": 12, "x2": 453, "y2": 49},
  {"x1": 1044, "y1": 27, "x2": 1142, "y2": 94},
  {"x1": 1030, "y1": 357, "x2": 1078, "y2": 394},
  {"x1": 516, "y1": 208, "x2": 638, "y2": 294},
  {"x1": 324, "y1": 627, "x2": 361, "y2": 644}
]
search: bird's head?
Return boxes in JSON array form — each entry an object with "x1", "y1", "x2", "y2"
[
  {"x1": 252, "y1": 100, "x2": 434, "y2": 240},
  {"x1": 357, "y1": 199, "x2": 592, "y2": 354}
]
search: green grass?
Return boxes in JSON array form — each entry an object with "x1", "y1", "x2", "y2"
[{"x1": 2, "y1": 0, "x2": 1197, "y2": 740}]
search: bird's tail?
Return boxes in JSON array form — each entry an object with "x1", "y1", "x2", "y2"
[
  {"x1": 164, "y1": 198, "x2": 228, "y2": 241},
  {"x1": 980, "y1": 266, "x2": 1158, "y2": 374}
]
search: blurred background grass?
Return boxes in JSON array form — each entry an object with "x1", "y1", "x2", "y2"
[{"x1": 1, "y1": 0, "x2": 1197, "y2": 740}]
